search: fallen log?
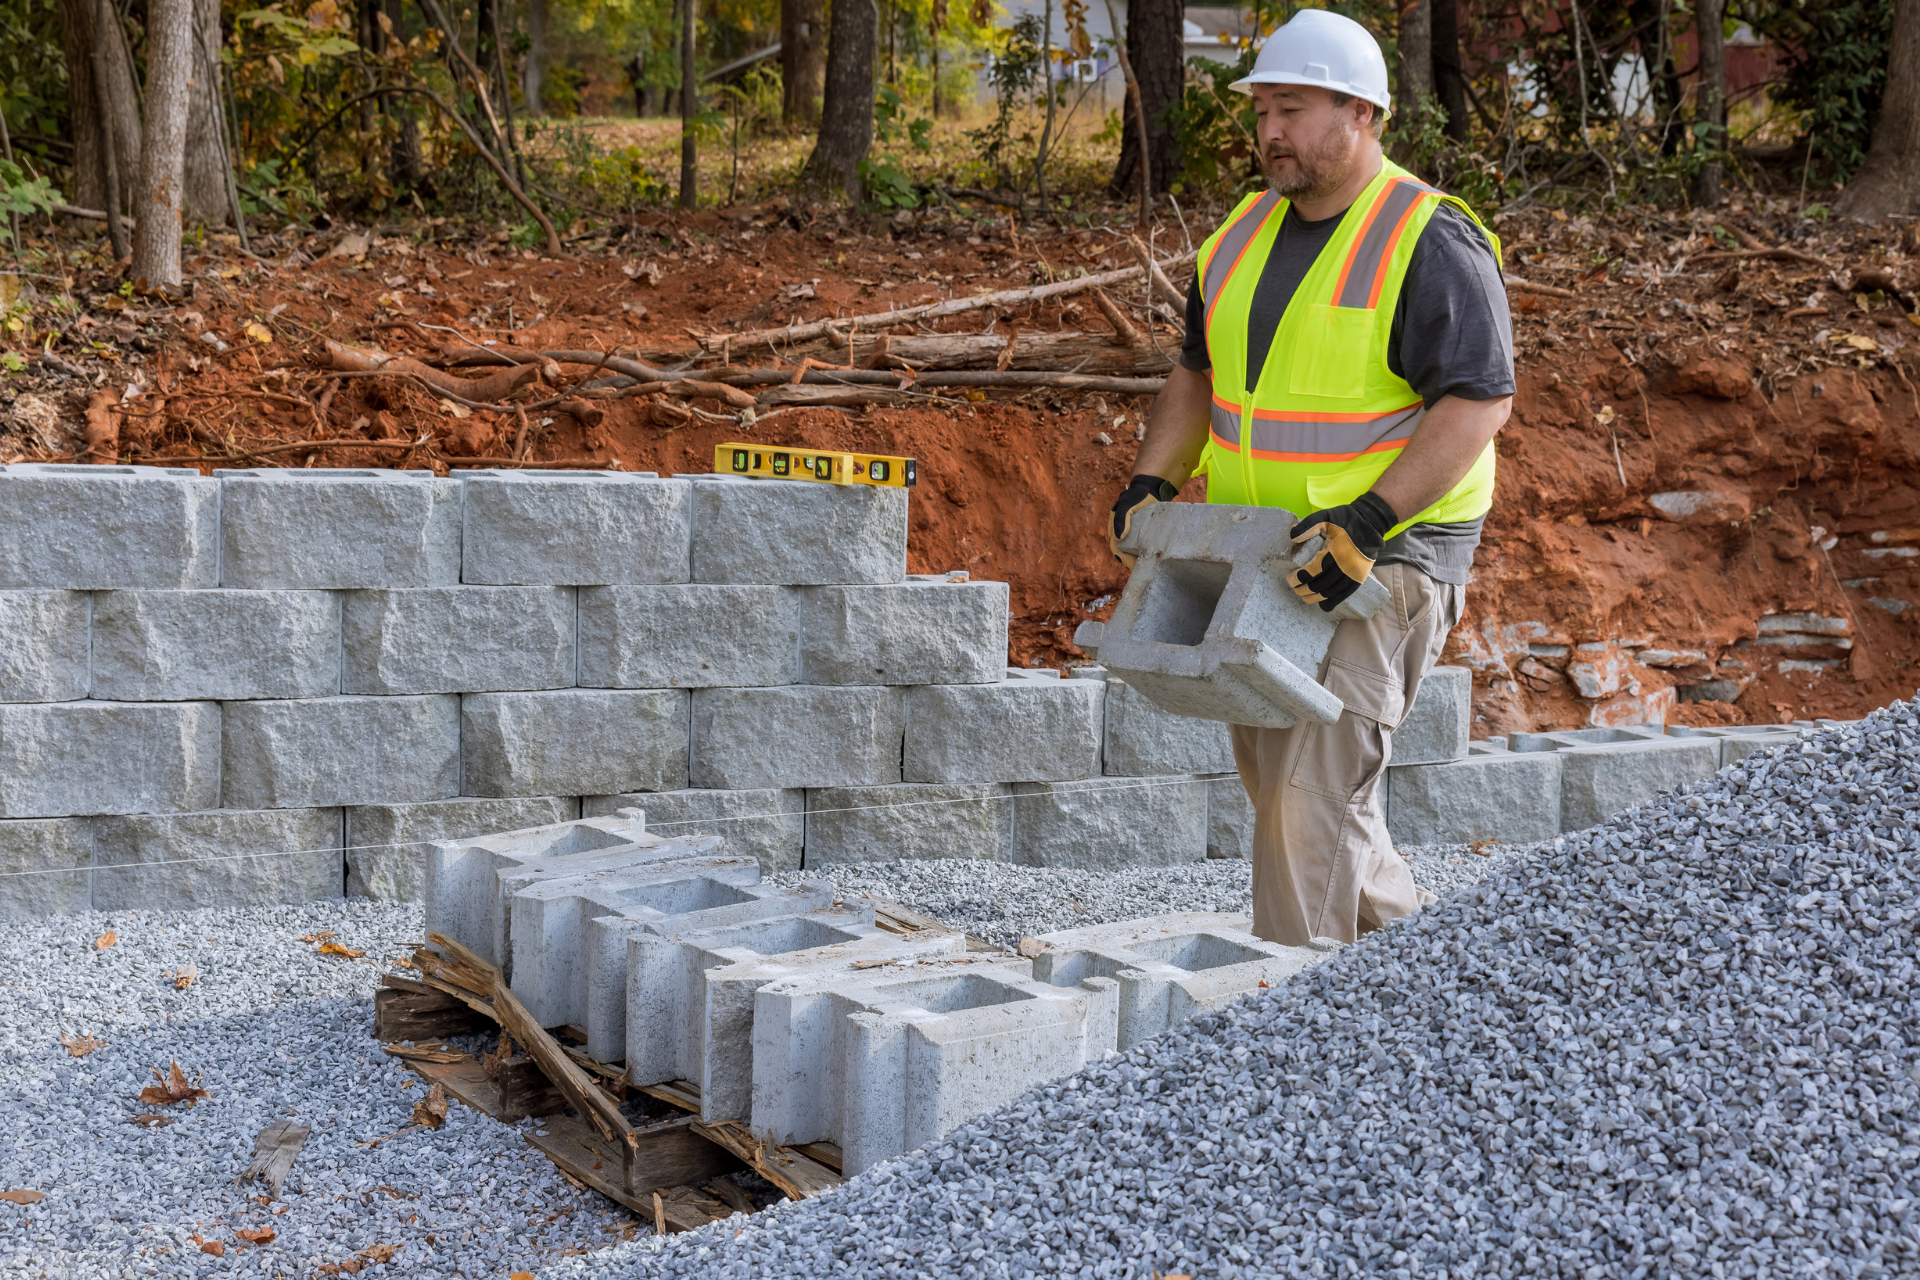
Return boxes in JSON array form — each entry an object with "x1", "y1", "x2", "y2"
[{"x1": 325, "y1": 340, "x2": 553, "y2": 402}]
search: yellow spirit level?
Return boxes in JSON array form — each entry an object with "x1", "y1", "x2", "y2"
[{"x1": 714, "y1": 442, "x2": 917, "y2": 488}]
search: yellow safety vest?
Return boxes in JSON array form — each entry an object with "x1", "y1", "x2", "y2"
[{"x1": 1195, "y1": 159, "x2": 1500, "y2": 532}]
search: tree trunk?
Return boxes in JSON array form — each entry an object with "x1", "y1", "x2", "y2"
[
  {"x1": 679, "y1": 0, "x2": 697, "y2": 207},
  {"x1": 1836, "y1": 0, "x2": 1920, "y2": 220},
  {"x1": 800, "y1": 0, "x2": 876, "y2": 201},
  {"x1": 525, "y1": 0, "x2": 548, "y2": 112},
  {"x1": 1393, "y1": 0, "x2": 1432, "y2": 165},
  {"x1": 1691, "y1": 0, "x2": 1725, "y2": 206},
  {"x1": 1107, "y1": 0, "x2": 1183, "y2": 198},
  {"x1": 1431, "y1": 0, "x2": 1470, "y2": 144},
  {"x1": 60, "y1": 0, "x2": 142, "y2": 213},
  {"x1": 181, "y1": 0, "x2": 228, "y2": 225},
  {"x1": 133, "y1": 0, "x2": 192, "y2": 290},
  {"x1": 780, "y1": 0, "x2": 826, "y2": 126},
  {"x1": 385, "y1": 0, "x2": 425, "y2": 188},
  {"x1": 1627, "y1": 0, "x2": 1683, "y2": 153}
]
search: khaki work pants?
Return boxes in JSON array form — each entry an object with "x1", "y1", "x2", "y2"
[{"x1": 1230, "y1": 561, "x2": 1463, "y2": 947}]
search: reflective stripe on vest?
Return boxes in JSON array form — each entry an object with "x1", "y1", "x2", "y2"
[
  {"x1": 1200, "y1": 191, "x2": 1282, "y2": 329},
  {"x1": 1207, "y1": 397, "x2": 1424, "y2": 462}
]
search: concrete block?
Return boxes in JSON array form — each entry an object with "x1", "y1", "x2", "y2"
[
  {"x1": 0, "y1": 701, "x2": 219, "y2": 818},
  {"x1": 798, "y1": 581, "x2": 1009, "y2": 685},
  {"x1": 627, "y1": 916, "x2": 966, "y2": 1121},
  {"x1": 903, "y1": 675, "x2": 1103, "y2": 783},
  {"x1": 690, "y1": 476, "x2": 907, "y2": 585},
  {"x1": 91, "y1": 590, "x2": 339, "y2": 701},
  {"x1": 1101, "y1": 678, "x2": 1235, "y2": 776},
  {"x1": 90, "y1": 807, "x2": 342, "y2": 912},
  {"x1": 341, "y1": 587, "x2": 574, "y2": 695},
  {"x1": 1506, "y1": 725, "x2": 1666, "y2": 753},
  {"x1": 1663, "y1": 723, "x2": 1803, "y2": 767},
  {"x1": 0, "y1": 463, "x2": 218, "y2": 589},
  {"x1": 0, "y1": 592, "x2": 89, "y2": 702},
  {"x1": 1010, "y1": 776, "x2": 1208, "y2": 869},
  {"x1": 461, "y1": 470, "x2": 691, "y2": 585},
  {"x1": 690, "y1": 686, "x2": 903, "y2": 789},
  {"x1": 221, "y1": 695, "x2": 458, "y2": 809},
  {"x1": 344, "y1": 796, "x2": 577, "y2": 901},
  {"x1": 582, "y1": 788, "x2": 803, "y2": 874},
  {"x1": 1555, "y1": 739, "x2": 1720, "y2": 830},
  {"x1": 1031, "y1": 913, "x2": 1328, "y2": 1049},
  {"x1": 1204, "y1": 773, "x2": 1252, "y2": 859},
  {"x1": 461, "y1": 689, "x2": 689, "y2": 798},
  {"x1": 804, "y1": 784, "x2": 1015, "y2": 865},
  {"x1": 217, "y1": 468, "x2": 459, "y2": 589},
  {"x1": 1386, "y1": 751, "x2": 1563, "y2": 846},
  {"x1": 1073, "y1": 502, "x2": 1386, "y2": 730},
  {"x1": 0, "y1": 818, "x2": 94, "y2": 919},
  {"x1": 577, "y1": 585, "x2": 799, "y2": 688},
  {"x1": 1721, "y1": 731, "x2": 1805, "y2": 765},
  {"x1": 1393, "y1": 665, "x2": 1470, "y2": 765}
]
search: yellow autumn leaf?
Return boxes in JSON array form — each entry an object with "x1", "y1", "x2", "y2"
[
  {"x1": 244, "y1": 322, "x2": 273, "y2": 344},
  {"x1": 1594, "y1": 405, "x2": 1616, "y2": 426},
  {"x1": 1845, "y1": 334, "x2": 1877, "y2": 351},
  {"x1": 297, "y1": 45, "x2": 320, "y2": 65}
]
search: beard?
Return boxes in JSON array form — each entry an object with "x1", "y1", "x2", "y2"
[{"x1": 1262, "y1": 115, "x2": 1360, "y2": 200}]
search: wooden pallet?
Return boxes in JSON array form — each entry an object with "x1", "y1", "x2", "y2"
[{"x1": 635, "y1": 1078, "x2": 845, "y2": 1201}]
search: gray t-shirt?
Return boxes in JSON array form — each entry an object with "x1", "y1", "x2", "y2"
[{"x1": 1181, "y1": 201, "x2": 1514, "y2": 585}]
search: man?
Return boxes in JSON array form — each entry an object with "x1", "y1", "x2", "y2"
[{"x1": 1107, "y1": 10, "x2": 1513, "y2": 948}]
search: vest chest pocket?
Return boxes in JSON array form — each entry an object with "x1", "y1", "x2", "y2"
[{"x1": 1286, "y1": 304, "x2": 1374, "y2": 400}]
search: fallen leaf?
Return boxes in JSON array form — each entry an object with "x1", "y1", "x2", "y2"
[
  {"x1": 326, "y1": 232, "x2": 370, "y2": 259},
  {"x1": 0, "y1": 1190, "x2": 44, "y2": 1205},
  {"x1": 94, "y1": 931, "x2": 116, "y2": 950},
  {"x1": 317, "y1": 941, "x2": 365, "y2": 959},
  {"x1": 412, "y1": 1082, "x2": 448, "y2": 1130},
  {"x1": 437, "y1": 399, "x2": 472, "y2": 419},
  {"x1": 137, "y1": 1060, "x2": 211, "y2": 1108},
  {"x1": 200, "y1": 1240, "x2": 224, "y2": 1257},
  {"x1": 317, "y1": 1261, "x2": 366, "y2": 1275},
  {"x1": 360, "y1": 1243, "x2": 398, "y2": 1263},
  {"x1": 1593, "y1": 405, "x2": 1616, "y2": 426},
  {"x1": 169, "y1": 964, "x2": 198, "y2": 990},
  {"x1": 296, "y1": 930, "x2": 335, "y2": 944},
  {"x1": 126, "y1": 1114, "x2": 175, "y2": 1128},
  {"x1": 511, "y1": 1272, "x2": 533, "y2": 1280},
  {"x1": 60, "y1": 1032, "x2": 106, "y2": 1057},
  {"x1": 236, "y1": 1228, "x2": 276, "y2": 1245},
  {"x1": 1470, "y1": 837, "x2": 1498, "y2": 858},
  {"x1": 243, "y1": 321, "x2": 273, "y2": 344}
]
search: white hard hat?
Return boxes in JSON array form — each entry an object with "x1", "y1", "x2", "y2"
[{"x1": 1230, "y1": 10, "x2": 1392, "y2": 117}]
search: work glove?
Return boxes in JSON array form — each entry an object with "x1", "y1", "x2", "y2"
[
  {"x1": 1287, "y1": 491, "x2": 1399, "y2": 612},
  {"x1": 1109, "y1": 475, "x2": 1179, "y2": 568}
]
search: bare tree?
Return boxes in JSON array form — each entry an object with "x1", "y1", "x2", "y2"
[
  {"x1": 526, "y1": 0, "x2": 549, "y2": 112},
  {"x1": 1692, "y1": 0, "x2": 1726, "y2": 206},
  {"x1": 1431, "y1": 0, "x2": 1470, "y2": 144},
  {"x1": 781, "y1": 0, "x2": 827, "y2": 126},
  {"x1": 59, "y1": 0, "x2": 142, "y2": 214},
  {"x1": 1107, "y1": 0, "x2": 1182, "y2": 198},
  {"x1": 133, "y1": 0, "x2": 193, "y2": 290},
  {"x1": 182, "y1": 0, "x2": 229, "y2": 226},
  {"x1": 1393, "y1": 0, "x2": 1432, "y2": 166},
  {"x1": 800, "y1": 0, "x2": 877, "y2": 201},
  {"x1": 679, "y1": 0, "x2": 697, "y2": 207},
  {"x1": 1837, "y1": 0, "x2": 1920, "y2": 221}
]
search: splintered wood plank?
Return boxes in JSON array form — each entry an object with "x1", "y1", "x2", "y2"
[
  {"x1": 524, "y1": 1113, "x2": 742, "y2": 1216},
  {"x1": 638, "y1": 1079, "x2": 701, "y2": 1113},
  {"x1": 691, "y1": 1120, "x2": 843, "y2": 1201},
  {"x1": 373, "y1": 986, "x2": 488, "y2": 1041},
  {"x1": 235, "y1": 1120, "x2": 311, "y2": 1199},
  {"x1": 791, "y1": 1141, "x2": 844, "y2": 1174},
  {"x1": 866, "y1": 897, "x2": 1005, "y2": 955},
  {"x1": 407, "y1": 1056, "x2": 507, "y2": 1117}
]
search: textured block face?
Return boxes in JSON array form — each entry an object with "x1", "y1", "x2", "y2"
[
  {"x1": 461, "y1": 472, "x2": 691, "y2": 585},
  {"x1": 1393, "y1": 665, "x2": 1471, "y2": 765},
  {"x1": 91, "y1": 590, "x2": 340, "y2": 701},
  {"x1": 1386, "y1": 751, "x2": 1563, "y2": 846},
  {"x1": 0, "y1": 464, "x2": 218, "y2": 589},
  {"x1": 340, "y1": 587, "x2": 574, "y2": 695},
  {"x1": 344, "y1": 796, "x2": 577, "y2": 901},
  {"x1": 577, "y1": 585, "x2": 799, "y2": 688},
  {"x1": 1101, "y1": 679, "x2": 1235, "y2": 776},
  {"x1": 1556, "y1": 741, "x2": 1719, "y2": 832},
  {"x1": 903, "y1": 678, "x2": 1103, "y2": 784},
  {"x1": 804, "y1": 784, "x2": 1015, "y2": 865},
  {"x1": 1010, "y1": 776, "x2": 1208, "y2": 869},
  {"x1": 0, "y1": 701, "x2": 220, "y2": 818},
  {"x1": 798, "y1": 581, "x2": 1008, "y2": 686},
  {"x1": 689, "y1": 478, "x2": 907, "y2": 585},
  {"x1": 462, "y1": 689, "x2": 690, "y2": 797},
  {"x1": 91, "y1": 807, "x2": 342, "y2": 912},
  {"x1": 583, "y1": 788, "x2": 803, "y2": 874},
  {"x1": 0, "y1": 592, "x2": 89, "y2": 702},
  {"x1": 690, "y1": 686, "x2": 903, "y2": 789},
  {"x1": 1205, "y1": 773, "x2": 1253, "y2": 859},
  {"x1": 221, "y1": 695, "x2": 459, "y2": 809},
  {"x1": 217, "y1": 469, "x2": 460, "y2": 589},
  {"x1": 0, "y1": 818, "x2": 94, "y2": 918}
]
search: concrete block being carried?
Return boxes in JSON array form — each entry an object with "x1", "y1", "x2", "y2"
[
  {"x1": 689, "y1": 475, "x2": 906, "y2": 586},
  {"x1": 1030, "y1": 913, "x2": 1329, "y2": 1049},
  {"x1": 0, "y1": 463, "x2": 219, "y2": 589},
  {"x1": 460, "y1": 470, "x2": 691, "y2": 586},
  {"x1": 216, "y1": 468, "x2": 460, "y2": 589},
  {"x1": 798, "y1": 581, "x2": 1009, "y2": 685},
  {"x1": 1073, "y1": 503, "x2": 1386, "y2": 729}
]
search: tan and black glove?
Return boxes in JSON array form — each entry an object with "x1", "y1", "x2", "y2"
[
  {"x1": 1287, "y1": 491, "x2": 1398, "y2": 611},
  {"x1": 1108, "y1": 475, "x2": 1179, "y2": 568}
]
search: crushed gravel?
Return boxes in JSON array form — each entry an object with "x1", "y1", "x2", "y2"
[{"x1": 551, "y1": 707, "x2": 1920, "y2": 1279}]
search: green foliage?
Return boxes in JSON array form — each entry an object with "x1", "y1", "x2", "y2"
[
  {"x1": 0, "y1": 0, "x2": 67, "y2": 179},
  {"x1": 1169, "y1": 52, "x2": 1258, "y2": 193},
  {"x1": 0, "y1": 157, "x2": 58, "y2": 236},
  {"x1": 966, "y1": 13, "x2": 1046, "y2": 186},
  {"x1": 860, "y1": 82, "x2": 934, "y2": 208},
  {"x1": 527, "y1": 120, "x2": 674, "y2": 208},
  {"x1": 1760, "y1": 0, "x2": 1894, "y2": 179}
]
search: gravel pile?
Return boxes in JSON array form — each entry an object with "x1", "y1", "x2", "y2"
[
  {"x1": 555, "y1": 705, "x2": 1920, "y2": 1279},
  {"x1": 0, "y1": 901, "x2": 637, "y2": 1278}
]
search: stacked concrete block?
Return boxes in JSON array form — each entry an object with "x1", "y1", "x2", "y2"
[
  {"x1": 689, "y1": 476, "x2": 906, "y2": 585},
  {"x1": 690, "y1": 686, "x2": 903, "y2": 789},
  {"x1": 460, "y1": 470, "x2": 691, "y2": 585},
  {"x1": 578, "y1": 586, "x2": 799, "y2": 688},
  {"x1": 798, "y1": 581, "x2": 1009, "y2": 685},
  {"x1": 903, "y1": 672, "x2": 1103, "y2": 784},
  {"x1": 1393, "y1": 666, "x2": 1471, "y2": 765},
  {"x1": 804, "y1": 784, "x2": 1016, "y2": 865},
  {"x1": 221, "y1": 695, "x2": 459, "y2": 809},
  {"x1": 341, "y1": 587, "x2": 574, "y2": 694},
  {"x1": 1204, "y1": 774, "x2": 1254, "y2": 860},
  {"x1": 216, "y1": 468, "x2": 460, "y2": 588},
  {"x1": 583, "y1": 788, "x2": 803, "y2": 874},
  {"x1": 0, "y1": 701, "x2": 220, "y2": 817},
  {"x1": 1010, "y1": 776, "x2": 1209, "y2": 869},
  {"x1": 1664, "y1": 723, "x2": 1804, "y2": 766},
  {"x1": 1030, "y1": 912, "x2": 1328, "y2": 1049},
  {"x1": 1386, "y1": 744, "x2": 1564, "y2": 846},
  {"x1": 461, "y1": 689, "x2": 689, "y2": 797},
  {"x1": 0, "y1": 592, "x2": 90, "y2": 702},
  {"x1": 0, "y1": 818, "x2": 95, "y2": 918},
  {"x1": 1501, "y1": 730, "x2": 1719, "y2": 832},
  {"x1": 0, "y1": 464, "x2": 218, "y2": 588},
  {"x1": 627, "y1": 919, "x2": 968, "y2": 1121},
  {"x1": 91, "y1": 807, "x2": 342, "y2": 911},
  {"x1": 344, "y1": 796, "x2": 578, "y2": 901},
  {"x1": 91, "y1": 590, "x2": 340, "y2": 701},
  {"x1": 1100, "y1": 677, "x2": 1235, "y2": 777}
]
